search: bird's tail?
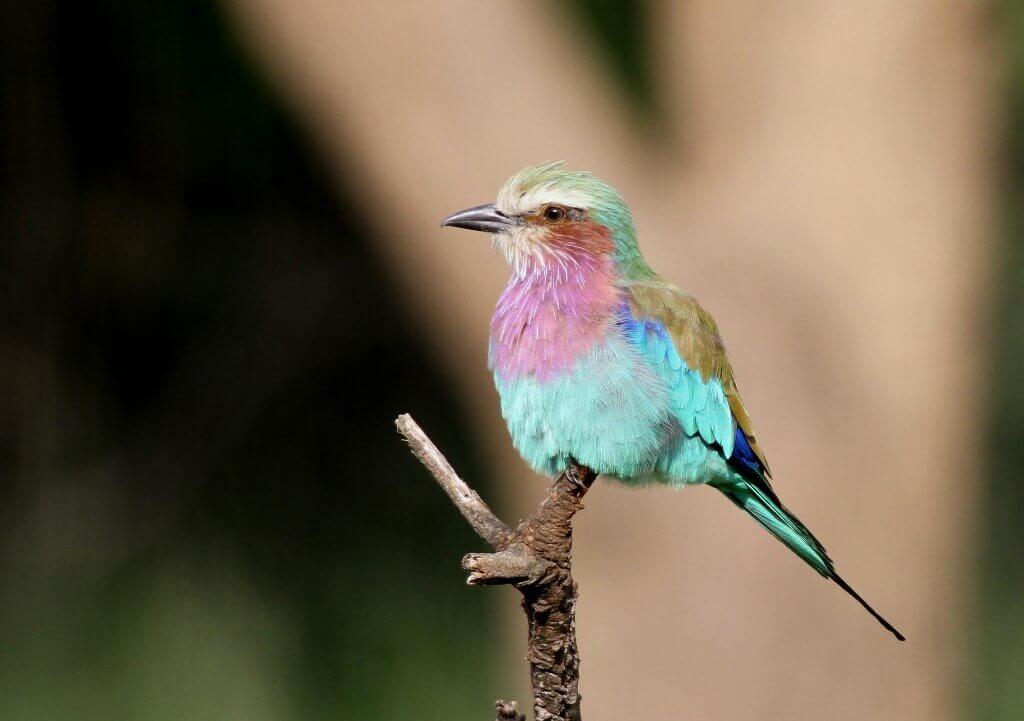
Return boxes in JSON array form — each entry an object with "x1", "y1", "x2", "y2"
[{"x1": 716, "y1": 475, "x2": 906, "y2": 642}]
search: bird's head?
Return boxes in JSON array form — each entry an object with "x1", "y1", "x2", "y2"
[{"x1": 442, "y1": 162, "x2": 649, "y2": 278}]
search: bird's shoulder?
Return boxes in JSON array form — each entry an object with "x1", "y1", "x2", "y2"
[
  {"x1": 623, "y1": 277, "x2": 771, "y2": 474},
  {"x1": 623, "y1": 278, "x2": 727, "y2": 380}
]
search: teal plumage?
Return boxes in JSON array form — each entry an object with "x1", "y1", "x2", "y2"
[{"x1": 442, "y1": 162, "x2": 904, "y2": 641}]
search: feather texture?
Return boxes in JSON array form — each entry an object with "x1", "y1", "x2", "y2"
[
  {"x1": 627, "y1": 280, "x2": 771, "y2": 475},
  {"x1": 472, "y1": 162, "x2": 903, "y2": 640}
]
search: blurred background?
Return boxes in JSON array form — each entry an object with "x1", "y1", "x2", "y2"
[{"x1": 1, "y1": 1, "x2": 1020, "y2": 720}]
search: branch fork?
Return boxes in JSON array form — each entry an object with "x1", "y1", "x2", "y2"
[{"x1": 395, "y1": 414, "x2": 596, "y2": 721}]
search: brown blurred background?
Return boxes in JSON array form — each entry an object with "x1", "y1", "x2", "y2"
[{"x1": 1, "y1": 1, "x2": 1021, "y2": 720}]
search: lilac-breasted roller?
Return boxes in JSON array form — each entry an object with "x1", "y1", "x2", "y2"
[{"x1": 441, "y1": 162, "x2": 903, "y2": 641}]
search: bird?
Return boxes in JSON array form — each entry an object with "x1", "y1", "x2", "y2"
[{"x1": 441, "y1": 162, "x2": 904, "y2": 641}]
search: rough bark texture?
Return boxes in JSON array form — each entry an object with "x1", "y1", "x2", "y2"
[{"x1": 396, "y1": 414, "x2": 596, "y2": 721}]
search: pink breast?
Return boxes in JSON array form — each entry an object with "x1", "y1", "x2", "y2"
[{"x1": 490, "y1": 256, "x2": 619, "y2": 382}]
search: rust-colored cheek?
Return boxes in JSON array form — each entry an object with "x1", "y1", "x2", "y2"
[{"x1": 546, "y1": 221, "x2": 615, "y2": 255}]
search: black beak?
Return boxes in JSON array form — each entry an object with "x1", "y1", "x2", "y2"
[{"x1": 441, "y1": 203, "x2": 516, "y2": 234}]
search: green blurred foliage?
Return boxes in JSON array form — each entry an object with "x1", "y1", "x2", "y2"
[
  {"x1": 561, "y1": 0, "x2": 656, "y2": 119},
  {"x1": 971, "y1": 4, "x2": 1024, "y2": 720},
  {"x1": 0, "y1": 1, "x2": 500, "y2": 719}
]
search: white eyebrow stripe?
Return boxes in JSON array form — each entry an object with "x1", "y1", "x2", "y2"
[{"x1": 496, "y1": 186, "x2": 592, "y2": 216}]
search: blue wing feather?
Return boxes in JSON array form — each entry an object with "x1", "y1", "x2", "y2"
[
  {"x1": 731, "y1": 424, "x2": 766, "y2": 478},
  {"x1": 624, "y1": 308, "x2": 736, "y2": 460}
]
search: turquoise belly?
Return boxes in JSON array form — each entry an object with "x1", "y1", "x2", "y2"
[{"x1": 493, "y1": 333, "x2": 726, "y2": 485}]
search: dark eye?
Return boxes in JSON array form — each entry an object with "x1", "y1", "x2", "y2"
[{"x1": 543, "y1": 205, "x2": 566, "y2": 223}]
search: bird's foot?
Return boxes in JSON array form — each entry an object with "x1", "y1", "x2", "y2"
[{"x1": 563, "y1": 460, "x2": 597, "y2": 496}]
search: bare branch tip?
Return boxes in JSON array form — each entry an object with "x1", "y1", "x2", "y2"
[{"x1": 394, "y1": 412, "x2": 414, "y2": 435}]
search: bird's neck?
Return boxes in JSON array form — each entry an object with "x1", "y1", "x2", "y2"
[{"x1": 489, "y1": 251, "x2": 620, "y2": 383}]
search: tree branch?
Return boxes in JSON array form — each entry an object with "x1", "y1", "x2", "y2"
[
  {"x1": 395, "y1": 413, "x2": 596, "y2": 721},
  {"x1": 395, "y1": 413, "x2": 510, "y2": 548}
]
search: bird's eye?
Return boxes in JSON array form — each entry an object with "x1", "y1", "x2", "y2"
[{"x1": 543, "y1": 205, "x2": 566, "y2": 223}]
